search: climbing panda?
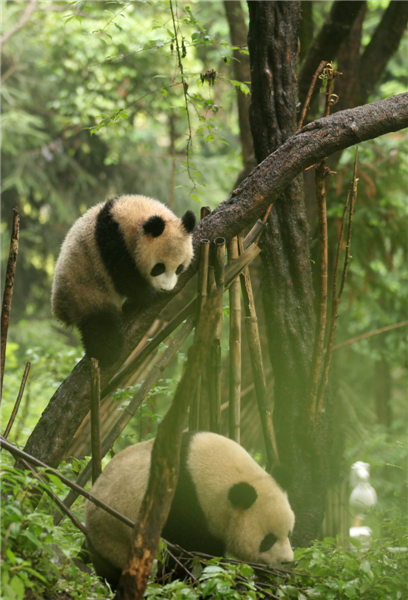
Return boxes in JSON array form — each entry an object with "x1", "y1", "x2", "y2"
[
  {"x1": 85, "y1": 432, "x2": 295, "y2": 587},
  {"x1": 51, "y1": 195, "x2": 196, "y2": 366}
]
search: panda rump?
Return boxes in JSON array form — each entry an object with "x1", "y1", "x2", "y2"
[
  {"x1": 51, "y1": 195, "x2": 196, "y2": 366},
  {"x1": 85, "y1": 432, "x2": 295, "y2": 587}
]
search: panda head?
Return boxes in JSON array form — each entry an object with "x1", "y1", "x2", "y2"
[
  {"x1": 225, "y1": 479, "x2": 295, "y2": 566},
  {"x1": 140, "y1": 210, "x2": 196, "y2": 292}
]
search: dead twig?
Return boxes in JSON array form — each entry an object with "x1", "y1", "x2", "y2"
[
  {"x1": 333, "y1": 320, "x2": 408, "y2": 351},
  {"x1": 1, "y1": 210, "x2": 20, "y2": 399},
  {"x1": 1, "y1": 435, "x2": 135, "y2": 530},
  {"x1": 297, "y1": 60, "x2": 328, "y2": 130},
  {"x1": 2, "y1": 362, "x2": 30, "y2": 440}
]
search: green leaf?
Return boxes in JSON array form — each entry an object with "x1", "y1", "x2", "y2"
[
  {"x1": 167, "y1": 29, "x2": 175, "y2": 38},
  {"x1": 10, "y1": 576, "x2": 25, "y2": 600}
]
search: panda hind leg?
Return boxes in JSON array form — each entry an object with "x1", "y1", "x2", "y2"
[{"x1": 78, "y1": 307, "x2": 124, "y2": 367}]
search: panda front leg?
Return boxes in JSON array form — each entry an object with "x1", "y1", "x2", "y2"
[{"x1": 78, "y1": 306, "x2": 125, "y2": 367}]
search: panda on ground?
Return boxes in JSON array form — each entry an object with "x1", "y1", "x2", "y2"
[
  {"x1": 85, "y1": 431, "x2": 295, "y2": 588},
  {"x1": 51, "y1": 195, "x2": 196, "y2": 366}
]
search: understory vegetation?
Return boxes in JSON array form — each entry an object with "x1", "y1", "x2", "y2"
[{"x1": 1, "y1": 452, "x2": 407, "y2": 600}]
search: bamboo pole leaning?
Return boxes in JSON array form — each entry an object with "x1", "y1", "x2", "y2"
[
  {"x1": 189, "y1": 238, "x2": 210, "y2": 432},
  {"x1": 1, "y1": 209, "x2": 20, "y2": 400},
  {"x1": 238, "y1": 234, "x2": 279, "y2": 469},
  {"x1": 208, "y1": 237, "x2": 225, "y2": 434},
  {"x1": 2, "y1": 362, "x2": 31, "y2": 440},
  {"x1": 227, "y1": 237, "x2": 241, "y2": 443}
]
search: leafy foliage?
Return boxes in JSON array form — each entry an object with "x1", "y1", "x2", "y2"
[{"x1": 0, "y1": 458, "x2": 111, "y2": 600}]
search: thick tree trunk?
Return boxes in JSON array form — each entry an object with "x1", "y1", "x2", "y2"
[
  {"x1": 247, "y1": 0, "x2": 329, "y2": 546},
  {"x1": 23, "y1": 93, "x2": 408, "y2": 468}
]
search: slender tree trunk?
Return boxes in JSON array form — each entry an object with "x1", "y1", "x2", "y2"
[
  {"x1": 224, "y1": 0, "x2": 256, "y2": 182},
  {"x1": 247, "y1": 0, "x2": 329, "y2": 545}
]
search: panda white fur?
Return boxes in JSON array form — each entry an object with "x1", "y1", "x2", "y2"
[
  {"x1": 85, "y1": 432, "x2": 295, "y2": 586},
  {"x1": 51, "y1": 194, "x2": 195, "y2": 366}
]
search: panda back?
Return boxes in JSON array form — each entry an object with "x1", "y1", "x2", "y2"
[{"x1": 85, "y1": 438, "x2": 154, "y2": 571}]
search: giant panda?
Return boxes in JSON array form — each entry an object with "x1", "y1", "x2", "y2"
[
  {"x1": 85, "y1": 432, "x2": 295, "y2": 587},
  {"x1": 51, "y1": 195, "x2": 196, "y2": 366}
]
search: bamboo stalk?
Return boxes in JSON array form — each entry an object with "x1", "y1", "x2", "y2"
[
  {"x1": 90, "y1": 359, "x2": 102, "y2": 484},
  {"x1": 307, "y1": 160, "x2": 329, "y2": 421},
  {"x1": 227, "y1": 237, "x2": 241, "y2": 443},
  {"x1": 2, "y1": 362, "x2": 30, "y2": 440},
  {"x1": 1, "y1": 209, "x2": 20, "y2": 399},
  {"x1": 196, "y1": 239, "x2": 210, "y2": 320},
  {"x1": 208, "y1": 239, "x2": 225, "y2": 434},
  {"x1": 238, "y1": 235, "x2": 279, "y2": 468},
  {"x1": 244, "y1": 219, "x2": 267, "y2": 248},
  {"x1": 316, "y1": 150, "x2": 359, "y2": 419},
  {"x1": 307, "y1": 64, "x2": 335, "y2": 425},
  {"x1": 190, "y1": 239, "x2": 210, "y2": 432},
  {"x1": 55, "y1": 318, "x2": 194, "y2": 524}
]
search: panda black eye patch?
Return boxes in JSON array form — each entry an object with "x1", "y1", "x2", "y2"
[
  {"x1": 176, "y1": 264, "x2": 184, "y2": 275},
  {"x1": 151, "y1": 263, "x2": 166, "y2": 277},
  {"x1": 259, "y1": 533, "x2": 278, "y2": 553}
]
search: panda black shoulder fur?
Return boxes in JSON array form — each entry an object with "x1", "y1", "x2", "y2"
[
  {"x1": 85, "y1": 431, "x2": 295, "y2": 587},
  {"x1": 51, "y1": 195, "x2": 196, "y2": 366}
]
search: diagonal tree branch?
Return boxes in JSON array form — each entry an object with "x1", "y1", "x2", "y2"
[
  {"x1": 23, "y1": 93, "x2": 408, "y2": 467},
  {"x1": 299, "y1": 0, "x2": 365, "y2": 107},
  {"x1": 357, "y1": 1, "x2": 408, "y2": 105}
]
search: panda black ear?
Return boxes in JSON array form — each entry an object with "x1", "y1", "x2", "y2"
[
  {"x1": 143, "y1": 216, "x2": 166, "y2": 237},
  {"x1": 272, "y1": 464, "x2": 292, "y2": 491},
  {"x1": 181, "y1": 210, "x2": 196, "y2": 234},
  {"x1": 228, "y1": 482, "x2": 258, "y2": 510}
]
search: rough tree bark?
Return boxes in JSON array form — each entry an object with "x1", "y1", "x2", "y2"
[
  {"x1": 23, "y1": 93, "x2": 408, "y2": 476},
  {"x1": 247, "y1": 0, "x2": 325, "y2": 546}
]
